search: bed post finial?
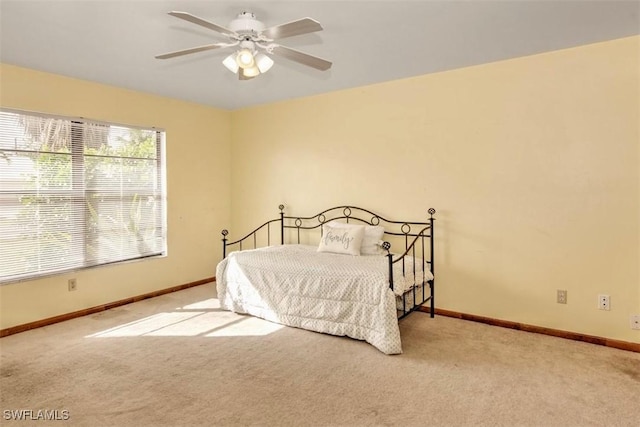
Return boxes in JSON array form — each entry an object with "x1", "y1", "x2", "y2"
[
  {"x1": 428, "y1": 208, "x2": 435, "y2": 318},
  {"x1": 381, "y1": 242, "x2": 393, "y2": 292},
  {"x1": 222, "y1": 229, "x2": 229, "y2": 259},
  {"x1": 279, "y1": 205, "x2": 285, "y2": 245}
]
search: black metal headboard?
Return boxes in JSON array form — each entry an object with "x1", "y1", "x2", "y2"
[{"x1": 222, "y1": 205, "x2": 435, "y2": 265}]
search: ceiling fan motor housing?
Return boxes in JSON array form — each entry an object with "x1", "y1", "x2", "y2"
[{"x1": 229, "y1": 12, "x2": 265, "y2": 35}]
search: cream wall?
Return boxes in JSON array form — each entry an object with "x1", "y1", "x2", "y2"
[
  {"x1": 231, "y1": 36, "x2": 640, "y2": 343},
  {"x1": 1, "y1": 36, "x2": 638, "y2": 343},
  {"x1": 0, "y1": 64, "x2": 231, "y2": 329}
]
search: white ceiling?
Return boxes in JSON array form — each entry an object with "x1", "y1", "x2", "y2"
[{"x1": 1, "y1": 1, "x2": 639, "y2": 111}]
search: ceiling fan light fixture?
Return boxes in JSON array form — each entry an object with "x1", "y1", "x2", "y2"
[
  {"x1": 242, "y1": 65, "x2": 260, "y2": 77},
  {"x1": 236, "y1": 48, "x2": 255, "y2": 69},
  {"x1": 222, "y1": 54, "x2": 239, "y2": 73},
  {"x1": 255, "y1": 53, "x2": 274, "y2": 73}
]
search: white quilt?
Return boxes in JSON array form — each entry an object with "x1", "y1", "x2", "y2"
[{"x1": 215, "y1": 245, "x2": 404, "y2": 354}]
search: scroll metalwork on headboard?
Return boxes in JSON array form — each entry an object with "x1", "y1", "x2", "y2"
[
  {"x1": 222, "y1": 204, "x2": 435, "y2": 266},
  {"x1": 282, "y1": 205, "x2": 434, "y2": 254}
]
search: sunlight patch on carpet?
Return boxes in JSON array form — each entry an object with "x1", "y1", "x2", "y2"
[
  {"x1": 204, "y1": 316, "x2": 284, "y2": 337},
  {"x1": 85, "y1": 298, "x2": 284, "y2": 338}
]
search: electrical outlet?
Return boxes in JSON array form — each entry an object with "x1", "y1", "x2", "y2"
[
  {"x1": 68, "y1": 278, "x2": 77, "y2": 292},
  {"x1": 557, "y1": 290, "x2": 567, "y2": 304},
  {"x1": 631, "y1": 315, "x2": 640, "y2": 330},
  {"x1": 598, "y1": 294, "x2": 610, "y2": 310}
]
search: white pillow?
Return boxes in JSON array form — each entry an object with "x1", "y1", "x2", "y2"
[
  {"x1": 329, "y1": 221, "x2": 385, "y2": 255},
  {"x1": 318, "y1": 223, "x2": 365, "y2": 256}
]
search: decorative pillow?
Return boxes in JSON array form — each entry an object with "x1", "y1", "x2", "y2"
[
  {"x1": 318, "y1": 223, "x2": 365, "y2": 256},
  {"x1": 329, "y1": 221, "x2": 385, "y2": 255}
]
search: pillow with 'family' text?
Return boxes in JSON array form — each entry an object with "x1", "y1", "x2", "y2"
[
  {"x1": 317, "y1": 223, "x2": 365, "y2": 256},
  {"x1": 328, "y1": 221, "x2": 385, "y2": 255}
]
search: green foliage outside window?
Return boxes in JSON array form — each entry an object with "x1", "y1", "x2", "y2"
[{"x1": 0, "y1": 112, "x2": 164, "y2": 282}]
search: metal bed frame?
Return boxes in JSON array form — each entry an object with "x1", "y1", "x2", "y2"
[{"x1": 221, "y1": 205, "x2": 436, "y2": 319}]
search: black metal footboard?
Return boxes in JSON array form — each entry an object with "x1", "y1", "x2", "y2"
[
  {"x1": 221, "y1": 205, "x2": 436, "y2": 319},
  {"x1": 221, "y1": 205, "x2": 286, "y2": 258}
]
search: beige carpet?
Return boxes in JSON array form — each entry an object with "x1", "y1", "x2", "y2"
[{"x1": 1, "y1": 282, "x2": 638, "y2": 427}]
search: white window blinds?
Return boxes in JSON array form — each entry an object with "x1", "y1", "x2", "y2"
[{"x1": 0, "y1": 109, "x2": 166, "y2": 283}]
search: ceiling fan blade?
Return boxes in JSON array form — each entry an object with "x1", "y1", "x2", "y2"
[
  {"x1": 270, "y1": 45, "x2": 332, "y2": 71},
  {"x1": 155, "y1": 43, "x2": 228, "y2": 59},
  {"x1": 261, "y1": 17, "x2": 323, "y2": 40},
  {"x1": 168, "y1": 11, "x2": 236, "y2": 37}
]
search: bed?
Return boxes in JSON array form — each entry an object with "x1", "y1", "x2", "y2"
[{"x1": 215, "y1": 205, "x2": 436, "y2": 354}]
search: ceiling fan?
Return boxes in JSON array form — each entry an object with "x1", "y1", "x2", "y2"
[{"x1": 155, "y1": 11, "x2": 332, "y2": 80}]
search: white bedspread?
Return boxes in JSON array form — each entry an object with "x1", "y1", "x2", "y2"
[{"x1": 215, "y1": 245, "x2": 403, "y2": 354}]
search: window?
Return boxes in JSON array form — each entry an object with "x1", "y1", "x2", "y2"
[{"x1": 0, "y1": 109, "x2": 166, "y2": 283}]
